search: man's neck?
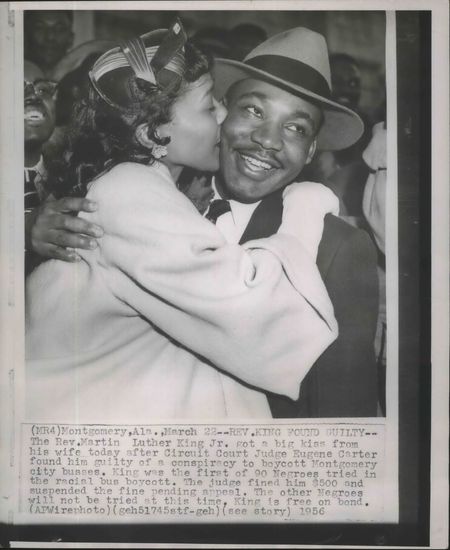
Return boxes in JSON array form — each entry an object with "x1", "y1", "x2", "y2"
[
  {"x1": 213, "y1": 173, "x2": 229, "y2": 200},
  {"x1": 25, "y1": 145, "x2": 42, "y2": 168},
  {"x1": 214, "y1": 172, "x2": 266, "y2": 205}
]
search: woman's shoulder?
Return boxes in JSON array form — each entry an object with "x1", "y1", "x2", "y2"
[
  {"x1": 87, "y1": 162, "x2": 175, "y2": 203},
  {"x1": 85, "y1": 162, "x2": 200, "y2": 231}
]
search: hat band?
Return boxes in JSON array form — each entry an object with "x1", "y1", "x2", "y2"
[{"x1": 245, "y1": 55, "x2": 331, "y2": 100}]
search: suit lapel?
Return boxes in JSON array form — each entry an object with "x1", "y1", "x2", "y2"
[
  {"x1": 237, "y1": 189, "x2": 341, "y2": 418},
  {"x1": 316, "y1": 215, "x2": 340, "y2": 277},
  {"x1": 238, "y1": 189, "x2": 334, "y2": 281},
  {"x1": 239, "y1": 190, "x2": 284, "y2": 244},
  {"x1": 239, "y1": 190, "x2": 341, "y2": 283}
]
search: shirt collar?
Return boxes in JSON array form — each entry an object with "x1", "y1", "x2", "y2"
[
  {"x1": 24, "y1": 156, "x2": 46, "y2": 177},
  {"x1": 211, "y1": 176, "x2": 261, "y2": 227}
]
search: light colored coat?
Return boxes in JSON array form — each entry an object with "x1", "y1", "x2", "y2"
[{"x1": 26, "y1": 162, "x2": 337, "y2": 422}]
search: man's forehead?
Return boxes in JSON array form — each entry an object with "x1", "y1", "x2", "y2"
[{"x1": 227, "y1": 78, "x2": 321, "y2": 118}]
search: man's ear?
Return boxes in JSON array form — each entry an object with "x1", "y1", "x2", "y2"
[
  {"x1": 305, "y1": 137, "x2": 317, "y2": 165},
  {"x1": 135, "y1": 123, "x2": 154, "y2": 150}
]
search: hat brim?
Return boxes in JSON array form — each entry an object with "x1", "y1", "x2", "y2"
[{"x1": 213, "y1": 58, "x2": 364, "y2": 151}]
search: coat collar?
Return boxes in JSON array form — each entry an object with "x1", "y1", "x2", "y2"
[
  {"x1": 238, "y1": 188, "x2": 338, "y2": 279},
  {"x1": 239, "y1": 189, "x2": 284, "y2": 244}
]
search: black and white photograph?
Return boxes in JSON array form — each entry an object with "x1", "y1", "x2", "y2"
[
  {"x1": 22, "y1": 8, "x2": 386, "y2": 423},
  {"x1": 0, "y1": 1, "x2": 448, "y2": 548}
]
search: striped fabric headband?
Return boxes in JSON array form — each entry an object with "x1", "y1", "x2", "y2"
[
  {"x1": 91, "y1": 46, "x2": 186, "y2": 83},
  {"x1": 89, "y1": 19, "x2": 187, "y2": 109}
]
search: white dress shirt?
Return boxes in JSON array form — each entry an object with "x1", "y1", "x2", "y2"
[
  {"x1": 208, "y1": 177, "x2": 261, "y2": 244},
  {"x1": 24, "y1": 155, "x2": 46, "y2": 179},
  {"x1": 24, "y1": 156, "x2": 48, "y2": 213}
]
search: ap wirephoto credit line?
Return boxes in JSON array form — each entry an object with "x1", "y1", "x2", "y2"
[{"x1": 0, "y1": 1, "x2": 448, "y2": 548}]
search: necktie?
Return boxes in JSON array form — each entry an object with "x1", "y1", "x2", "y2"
[
  {"x1": 24, "y1": 169, "x2": 40, "y2": 212},
  {"x1": 205, "y1": 199, "x2": 231, "y2": 224}
]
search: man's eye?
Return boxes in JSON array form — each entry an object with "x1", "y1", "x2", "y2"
[
  {"x1": 286, "y1": 123, "x2": 309, "y2": 136},
  {"x1": 245, "y1": 105, "x2": 262, "y2": 118}
]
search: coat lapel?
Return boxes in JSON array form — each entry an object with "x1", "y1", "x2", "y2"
[
  {"x1": 239, "y1": 190, "x2": 284, "y2": 244},
  {"x1": 238, "y1": 188, "x2": 333, "y2": 282},
  {"x1": 237, "y1": 188, "x2": 342, "y2": 419},
  {"x1": 316, "y1": 215, "x2": 341, "y2": 277}
]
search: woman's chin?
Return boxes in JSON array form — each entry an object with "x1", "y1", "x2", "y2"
[
  {"x1": 203, "y1": 154, "x2": 220, "y2": 173},
  {"x1": 187, "y1": 150, "x2": 220, "y2": 174}
]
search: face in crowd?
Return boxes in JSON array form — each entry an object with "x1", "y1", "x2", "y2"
[
  {"x1": 24, "y1": 65, "x2": 56, "y2": 150},
  {"x1": 25, "y1": 11, "x2": 74, "y2": 74},
  {"x1": 218, "y1": 78, "x2": 322, "y2": 203},
  {"x1": 330, "y1": 55, "x2": 361, "y2": 110}
]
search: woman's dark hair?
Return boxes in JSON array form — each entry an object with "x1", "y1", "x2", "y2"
[{"x1": 49, "y1": 41, "x2": 211, "y2": 198}]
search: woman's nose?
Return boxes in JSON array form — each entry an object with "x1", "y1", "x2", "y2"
[{"x1": 214, "y1": 98, "x2": 228, "y2": 125}]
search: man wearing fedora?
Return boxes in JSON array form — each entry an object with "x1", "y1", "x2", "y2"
[{"x1": 26, "y1": 26, "x2": 379, "y2": 417}]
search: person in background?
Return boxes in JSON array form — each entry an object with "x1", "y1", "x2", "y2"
[
  {"x1": 362, "y1": 122, "x2": 387, "y2": 254},
  {"x1": 329, "y1": 52, "x2": 362, "y2": 111},
  {"x1": 362, "y1": 120, "x2": 387, "y2": 414},
  {"x1": 191, "y1": 26, "x2": 231, "y2": 58},
  {"x1": 228, "y1": 23, "x2": 267, "y2": 60},
  {"x1": 42, "y1": 52, "x2": 106, "y2": 164},
  {"x1": 24, "y1": 10, "x2": 74, "y2": 80},
  {"x1": 176, "y1": 167, "x2": 215, "y2": 214},
  {"x1": 24, "y1": 61, "x2": 57, "y2": 274},
  {"x1": 303, "y1": 52, "x2": 373, "y2": 219},
  {"x1": 55, "y1": 53, "x2": 101, "y2": 127},
  {"x1": 24, "y1": 43, "x2": 113, "y2": 265}
]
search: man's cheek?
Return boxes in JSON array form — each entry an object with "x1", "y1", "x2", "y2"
[{"x1": 222, "y1": 112, "x2": 246, "y2": 141}]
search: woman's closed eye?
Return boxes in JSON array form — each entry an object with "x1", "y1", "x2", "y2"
[{"x1": 205, "y1": 95, "x2": 220, "y2": 113}]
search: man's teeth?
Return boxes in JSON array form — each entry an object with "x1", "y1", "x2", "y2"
[
  {"x1": 241, "y1": 154, "x2": 272, "y2": 170},
  {"x1": 25, "y1": 110, "x2": 44, "y2": 121}
]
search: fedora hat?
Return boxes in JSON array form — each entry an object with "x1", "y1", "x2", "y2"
[{"x1": 213, "y1": 27, "x2": 364, "y2": 151}]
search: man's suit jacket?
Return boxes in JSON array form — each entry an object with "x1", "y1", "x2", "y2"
[{"x1": 239, "y1": 189, "x2": 379, "y2": 417}]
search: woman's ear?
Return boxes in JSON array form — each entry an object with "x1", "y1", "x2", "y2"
[
  {"x1": 135, "y1": 124, "x2": 169, "y2": 159},
  {"x1": 135, "y1": 123, "x2": 154, "y2": 150}
]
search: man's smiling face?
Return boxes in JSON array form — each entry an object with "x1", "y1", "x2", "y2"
[
  {"x1": 218, "y1": 78, "x2": 322, "y2": 202},
  {"x1": 24, "y1": 79, "x2": 56, "y2": 147}
]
